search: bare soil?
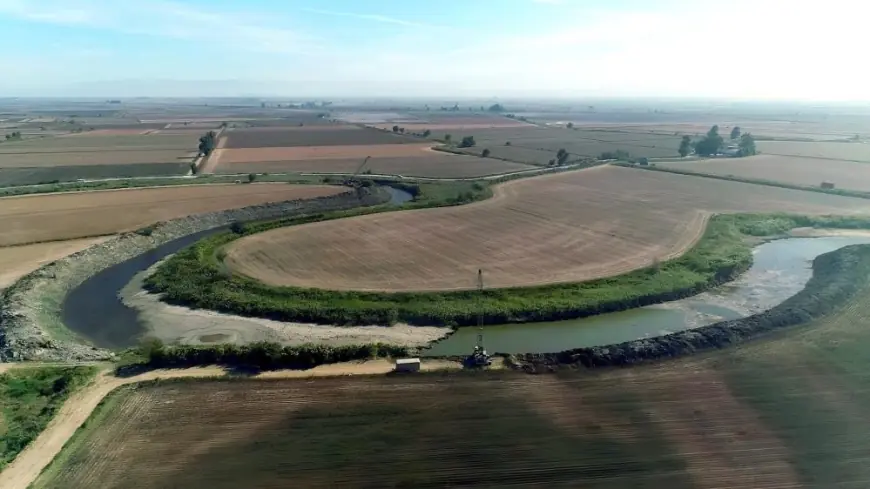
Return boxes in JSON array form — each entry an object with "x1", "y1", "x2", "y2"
[
  {"x1": 218, "y1": 143, "x2": 439, "y2": 162},
  {"x1": 225, "y1": 127, "x2": 415, "y2": 148},
  {"x1": 0, "y1": 237, "x2": 111, "y2": 289},
  {"x1": 215, "y1": 154, "x2": 532, "y2": 178},
  {"x1": 0, "y1": 184, "x2": 346, "y2": 246},
  {"x1": 226, "y1": 165, "x2": 870, "y2": 292},
  {"x1": 121, "y1": 260, "x2": 450, "y2": 347},
  {"x1": 660, "y1": 154, "x2": 870, "y2": 191}
]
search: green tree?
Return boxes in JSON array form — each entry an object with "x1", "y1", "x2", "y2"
[
  {"x1": 488, "y1": 103, "x2": 505, "y2": 112},
  {"x1": 422, "y1": 129, "x2": 431, "y2": 137},
  {"x1": 247, "y1": 173, "x2": 257, "y2": 183},
  {"x1": 505, "y1": 141, "x2": 511, "y2": 146},
  {"x1": 482, "y1": 148, "x2": 491, "y2": 157},
  {"x1": 459, "y1": 136, "x2": 476, "y2": 148},
  {"x1": 198, "y1": 131, "x2": 217, "y2": 156},
  {"x1": 556, "y1": 148, "x2": 569, "y2": 165},
  {"x1": 444, "y1": 134, "x2": 452, "y2": 144},
  {"x1": 567, "y1": 122, "x2": 574, "y2": 129},
  {"x1": 548, "y1": 158, "x2": 556, "y2": 166},
  {"x1": 738, "y1": 133, "x2": 757, "y2": 156},
  {"x1": 678, "y1": 135, "x2": 692, "y2": 157},
  {"x1": 730, "y1": 126, "x2": 741, "y2": 140},
  {"x1": 694, "y1": 125, "x2": 724, "y2": 156},
  {"x1": 392, "y1": 125, "x2": 399, "y2": 133}
]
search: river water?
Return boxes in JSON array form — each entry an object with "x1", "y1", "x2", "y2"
[
  {"x1": 61, "y1": 186, "x2": 414, "y2": 349},
  {"x1": 423, "y1": 236, "x2": 870, "y2": 356}
]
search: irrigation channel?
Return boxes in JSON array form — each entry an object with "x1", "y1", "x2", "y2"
[
  {"x1": 423, "y1": 236, "x2": 870, "y2": 356},
  {"x1": 61, "y1": 186, "x2": 414, "y2": 349}
]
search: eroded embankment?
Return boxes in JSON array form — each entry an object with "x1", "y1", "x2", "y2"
[
  {"x1": 0, "y1": 188, "x2": 386, "y2": 362},
  {"x1": 515, "y1": 243, "x2": 870, "y2": 371}
]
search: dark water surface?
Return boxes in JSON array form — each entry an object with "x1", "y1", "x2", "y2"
[{"x1": 61, "y1": 186, "x2": 414, "y2": 349}]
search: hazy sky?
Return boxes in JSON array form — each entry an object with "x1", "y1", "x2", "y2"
[{"x1": 0, "y1": 0, "x2": 865, "y2": 99}]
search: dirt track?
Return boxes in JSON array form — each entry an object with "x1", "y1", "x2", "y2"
[
  {"x1": 226, "y1": 166, "x2": 870, "y2": 292},
  {"x1": 0, "y1": 360, "x2": 461, "y2": 489}
]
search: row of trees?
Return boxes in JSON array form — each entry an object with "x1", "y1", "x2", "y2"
[
  {"x1": 679, "y1": 125, "x2": 756, "y2": 157},
  {"x1": 198, "y1": 131, "x2": 217, "y2": 156},
  {"x1": 4, "y1": 131, "x2": 22, "y2": 141}
]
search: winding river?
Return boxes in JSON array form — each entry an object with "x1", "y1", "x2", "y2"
[
  {"x1": 61, "y1": 186, "x2": 414, "y2": 349},
  {"x1": 423, "y1": 235, "x2": 870, "y2": 356},
  {"x1": 59, "y1": 196, "x2": 870, "y2": 353}
]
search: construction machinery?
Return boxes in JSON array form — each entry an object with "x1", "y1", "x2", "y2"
[{"x1": 465, "y1": 269, "x2": 492, "y2": 368}]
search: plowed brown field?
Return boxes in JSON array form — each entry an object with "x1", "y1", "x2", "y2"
[
  {"x1": 660, "y1": 155, "x2": 870, "y2": 192},
  {"x1": 0, "y1": 184, "x2": 346, "y2": 246},
  {"x1": 226, "y1": 165, "x2": 870, "y2": 291},
  {"x1": 27, "y1": 370, "x2": 802, "y2": 489}
]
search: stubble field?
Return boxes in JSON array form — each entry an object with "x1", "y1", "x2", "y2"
[
  {"x1": 225, "y1": 165, "x2": 870, "y2": 292},
  {"x1": 0, "y1": 184, "x2": 346, "y2": 246},
  {"x1": 214, "y1": 154, "x2": 533, "y2": 178},
  {"x1": 0, "y1": 237, "x2": 110, "y2": 289},
  {"x1": 659, "y1": 155, "x2": 870, "y2": 192},
  {"x1": 224, "y1": 126, "x2": 415, "y2": 148},
  {"x1": 757, "y1": 141, "x2": 870, "y2": 162}
]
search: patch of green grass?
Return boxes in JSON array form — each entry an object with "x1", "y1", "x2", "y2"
[{"x1": 0, "y1": 366, "x2": 98, "y2": 469}]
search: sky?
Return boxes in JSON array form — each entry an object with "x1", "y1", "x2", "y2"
[{"x1": 0, "y1": 0, "x2": 866, "y2": 100}]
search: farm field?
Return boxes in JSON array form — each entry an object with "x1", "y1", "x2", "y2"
[
  {"x1": 214, "y1": 154, "x2": 533, "y2": 178},
  {"x1": 0, "y1": 237, "x2": 110, "y2": 289},
  {"x1": 431, "y1": 126, "x2": 683, "y2": 163},
  {"x1": 0, "y1": 134, "x2": 197, "y2": 152},
  {"x1": 224, "y1": 165, "x2": 870, "y2": 292},
  {"x1": 659, "y1": 155, "x2": 870, "y2": 192},
  {"x1": 0, "y1": 163, "x2": 188, "y2": 186},
  {"x1": 757, "y1": 141, "x2": 870, "y2": 162},
  {"x1": 0, "y1": 150, "x2": 195, "y2": 168},
  {"x1": 217, "y1": 143, "x2": 437, "y2": 163},
  {"x1": 224, "y1": 126, "x2": 414, "y2": 148},
  {"x1": 0, "y1": 184, "x2": 346, "y2": 246}
]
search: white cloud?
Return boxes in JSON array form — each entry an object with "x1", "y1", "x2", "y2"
[{"x1": 301, "y1": 8, "x2": 446, "y2": 29}]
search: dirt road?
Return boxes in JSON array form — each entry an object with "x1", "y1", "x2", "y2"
[{"x1": 0, "y1": 359, "x2": 461, "y2": 489}]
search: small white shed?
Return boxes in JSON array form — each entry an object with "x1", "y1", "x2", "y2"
[{"x1": 394, "y1": 358, "x2": 421, "y2": 373}]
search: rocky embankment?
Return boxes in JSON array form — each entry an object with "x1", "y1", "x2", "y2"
[
  {"x1": 514, "y1": 244, "x2": 870, "y2": 372},
  {"x1": 0, "y1": 188, "x2": 385, "y2": 362}
]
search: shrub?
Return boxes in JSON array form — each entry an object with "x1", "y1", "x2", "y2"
[
  {"x1": 482, "y1": 148, "x2": 491, "y2": 157},
  {"x1": 247, "y1": 173, "x2": 257, "y2": 183},
  {"x1": 230, "y1": 222, "x2": 247, "y2": 234}
]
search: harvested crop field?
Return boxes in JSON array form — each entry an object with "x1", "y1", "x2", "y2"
[
  {"x1": 0, "y1": 237, "x2": 109, "y2": 289},
  {"x1": 224, "y1": 126, "x2": 414, "y2": 148},
  {"x1": 225, "y1": 166, "x2": 870, "y2": 292},
  {"x1": 0, "y1": 134, "x2": 196, "y2": 152},
  {"x1": 0, "y1": 184, "x2": 346, "y2": 246},
  {"x1": 757, "y1": 141, "x2": 870, "y2": 162},
  {"x1": 218, "y1": 143, "x2": 437, "y2": 163},
  {"x1": 0, "y1": 149, "x2": 195, "y2": 168},
  {"x1": 659, "y1": 155, "x2": 870, "y2": 192},
  {"x1": 0, "y1": 163, "x2": 189, "y2": 186},
  {"x1": 214, "y1": 154, "x2": 532, "y2": 178}
]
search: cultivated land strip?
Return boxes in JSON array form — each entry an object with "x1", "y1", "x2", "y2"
[
  {"x1": 0, "y1": 360, "x2": 461, "y2": 489},
  {"x1": 225, "y1": 166, "x2": 870, "y2": 292}
]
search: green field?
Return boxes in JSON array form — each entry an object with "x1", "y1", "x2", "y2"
[{"x1": 0, "y1": 366, "x2": 97, "y2": 470}]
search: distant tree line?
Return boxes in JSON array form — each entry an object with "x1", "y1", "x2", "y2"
[
  {"x1": 4, "y1": 131, "x2": 22, "y2": 141},
  {"x1": 678, "y1": 125, "x2": 756, "y2": 157}
]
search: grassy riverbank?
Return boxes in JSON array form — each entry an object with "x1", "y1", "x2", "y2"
[
  {"x1": 0, "y1": 366, "x2": 97, "y2": 469},
  {"x1": 147, "y1": 194, "x2": 870, "y2": 327}
]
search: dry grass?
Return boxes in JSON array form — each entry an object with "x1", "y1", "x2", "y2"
[
  {"x1": 659, "y1": 154, "x2": 870, "y2": 191},
  {"x1": 0, "y1": 184, "x2": 346, "y2": 246},
  {"x1": 225, "y1": 165, "x2": 870, "y2": 292}
]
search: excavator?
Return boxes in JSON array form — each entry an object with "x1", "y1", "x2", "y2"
[{"x1": 465, "y1": 269, "x2": 493, "y2": 368}]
